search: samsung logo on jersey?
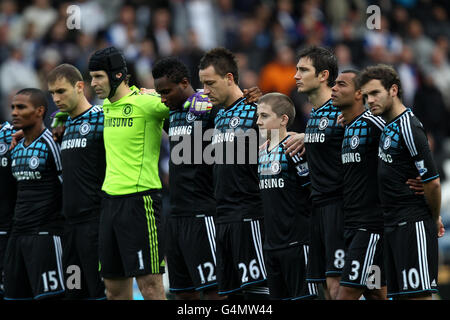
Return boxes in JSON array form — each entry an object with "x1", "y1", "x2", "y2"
[
  {"x1": 61, "y1": 138, "x2": 87, "y2": 150},
  {"x1": 259, "y1": 178, "x2": 285, "y2": 189},
  {"x1": 342, "y1": 152, "x2": 361, "y2": 164},
  {"x1": 1, "y1": 156, "x2": 8, "y2": 167},
  {"x1": 104, "y1": 118, "x2": 133, "y2": 128},
  {"x1": 304, "y1": 133, "x2": 325, "y2": 143},
  {"x1": 13, "y1": 171, "x2": 42, "y2": 181},
  {"x1": 168, "y1": 125, "x2": 192, "y2": 137},
  {"x1": 170, "y1": 123, "x2": 259, "y2": 165},
  {"x1": 378, "y1": 147, "x2": 393, "y2": 163},
  {"x1": 212, "y1": 132, "x2": 235, "y2": 144}
]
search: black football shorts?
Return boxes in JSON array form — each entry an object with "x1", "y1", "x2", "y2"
[{"x1": 99, "y1": 190, "x2": 165, "y2": 278}]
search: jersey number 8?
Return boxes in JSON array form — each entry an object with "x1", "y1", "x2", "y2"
[{"x1": 334, "y1": 249, "x2": 345, "y2": 269}]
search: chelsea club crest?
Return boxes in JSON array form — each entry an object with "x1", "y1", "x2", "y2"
[
  {"x1": 229, "y1": 116, "x2": 240, "y2": 128},
  {"x1": 350, "y1": 135, "x2": 360, "y2": 149},
  {"x1": 318, "y1": 117, "x2": 329, "y2": 130},
  {"x1": 383, "y1": 136, "x2": 391, "y2": 150},
  {"x1": 79, "y1": 122, "x2": 91, "y2": 135},
  {"x1": 186, "y1": 112, "x2": 196, "y2": 123}
]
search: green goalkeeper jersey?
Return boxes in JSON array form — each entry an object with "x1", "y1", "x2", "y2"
[{"x1": 102, "y1": 86, "x2": 169, "y2": 195}]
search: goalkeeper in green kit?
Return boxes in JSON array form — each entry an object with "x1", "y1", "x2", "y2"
[{"x1": 88, "y1": 47, "x2": 169, "y2": 300}]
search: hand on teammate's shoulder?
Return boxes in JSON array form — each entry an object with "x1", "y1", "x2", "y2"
[
  {"x1": 184, "y1": 91, "x2": 212, "y2": 116},
  {"x1": 139, "y1": 88, "x2": 159, "y2": 97},
  {"x1": 283, "y1": 132, "x2": 306, "y2": 157},
  {"x1": 243, "y1": 87, "x2": 262, "y2": 104}
]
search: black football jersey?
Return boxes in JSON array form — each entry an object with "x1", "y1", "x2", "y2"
[
  {"x1": 378, "y1": 109, "x2": 439, "y2": 225},
  {"x1": 10, "y1": 129, "x2": 63, "y2": 234},
  {"x1": 0, "y1": 122, "x2": 16, "y2": 231},
  {"x1": 258, "y1": 136, "x2": 311, "y2": 250},
  {"x1": 168, "y1": 106, "x2": 219, "y2": 216},
  {"x1": 212, "y1": 97, "x2": 262, "y2": 223},
  {"x1": 304, "y1": 99, "x2": 344, "y2": 205},
  {"x1": 61, "y1": 105, "x2": 105, "y2": 222},
  {"x1": 341, "y1": 111, "x2": 385, "y2": 231}
]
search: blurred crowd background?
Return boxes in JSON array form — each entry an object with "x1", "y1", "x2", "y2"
[
  {"x1": 2, "y1": 0, "x2": 450, "y2": 297},
  {"x1": 1, "y1": 0, "x2": 450, "y2": 144}
]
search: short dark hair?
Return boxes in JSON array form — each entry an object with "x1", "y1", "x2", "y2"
[
  {"x1": 297, "y1": 46, "x2": 338, "y2": 87},
  {"x1": 47, "y1": 63, "x2": 83, "y2": 86},
  {"x1": 198, "y1": 47, "x2": 239, "y2": 84},
  {"x1": 340, "y1": 69, "x2": 360, "y2": 88},
  {"x1": 152, "y1": 57, "x2": 190, "y2": 83},
  {"x1": 258, "y1": 92, "x2": 296, "y2": 128},
  {"x1": 357, "y1": 64, "x2": 403, "y2": 99},
  {"x1": 15, "y1": 88, "x2": 48, "y2": 117}
]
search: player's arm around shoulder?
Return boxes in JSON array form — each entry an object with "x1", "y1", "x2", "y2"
[
  {"x1": 138, "y1": 89, "x2": 169, "y2": 120},
  {"x1": 283, "y1": 132, "x2": 306, "y2": 157}
]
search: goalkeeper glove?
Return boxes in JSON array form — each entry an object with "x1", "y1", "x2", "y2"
[
  {"x1": 50, "y1": 110, "x2": 69, "y2": 128},
  {"x1": 183, "y1": 91, "x2": 212, "y2": 116}
]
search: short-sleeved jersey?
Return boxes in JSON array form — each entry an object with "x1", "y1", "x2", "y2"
[
  {"x1": 341, "y1": 110, "x2": 385, "y2": 231},
  {"x1": 378, "y1": 109, "x2": 439, "y2": 226},
  {"x1": 168, "y1": 105, "x2": 220, "y2": 217},
  {"x1": 61, "y1": 105, "x2": 105, "y2": 222},
  {"x1": 212, "y1": 97, "x2": 262, "y2": 223},
  {"x1": 304, "y1": 99, "x2": 344, "y2": 205},
  {"x1": 10, "y1": 129, "x2": 63, "y2": 235},
  {"x1": 0, "y1": 122, "x2": 17, "y2": 231},
  {"x1": 258, "y1": 136, "x2": 311, "y2": 250},
  {"x1": 101, "y1": 86, "x2": 169, "y2": 196}
]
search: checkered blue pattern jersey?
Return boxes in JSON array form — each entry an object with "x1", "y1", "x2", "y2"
[
  {"x1": 61, "y1": 105, "x2": 106, "y2": 221},
  {"x1": 167, "y1": 105, "x2": 218, "y2": 217},
  {"x1": 0, "y1": 122, "x2": 16, "y2": 231},
  {"x1": 341, "y1": 110, "x2": 385, "y2": 231},
  {"x1": 214, "y1": 100, "x2": 256, "y2": 131},
  {"x1": 378, "y1": 109, "x2": 439, "y2": 226},
  {"x1": 212, "y1": 97, "x2": 262, "y2": 223},
  {"x1": 10, "y1": 129, "x2": 63, "y2": 235},
  {"x1": 258, "y1": 136, "x2": 312, "y2": 250},
  {"x1": 304, "y1": 99, "x2": 345, "y2": 205}
]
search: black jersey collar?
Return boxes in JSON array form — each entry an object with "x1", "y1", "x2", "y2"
[
  {"x1": 267, "y1": 135, "x2": 290, "y2": 154},
  {"x1": 346, "y1": 110, "x2": 368, "y2": 128},
  {"x1": 385, "y1": 108, "x2": 411, "y2": 127},
  {"x1": 312, "y1": 98, "x2": 333, "y2": 113},
  {"x1": 70, "y1": 105, "x2": 95, "y2": 121},
  {"x1": 224, "y1": 97, "x2": 246, "y2": 112},
  {"x1": 21, "y1": 128, "x2": 47, "y2": 149}
]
